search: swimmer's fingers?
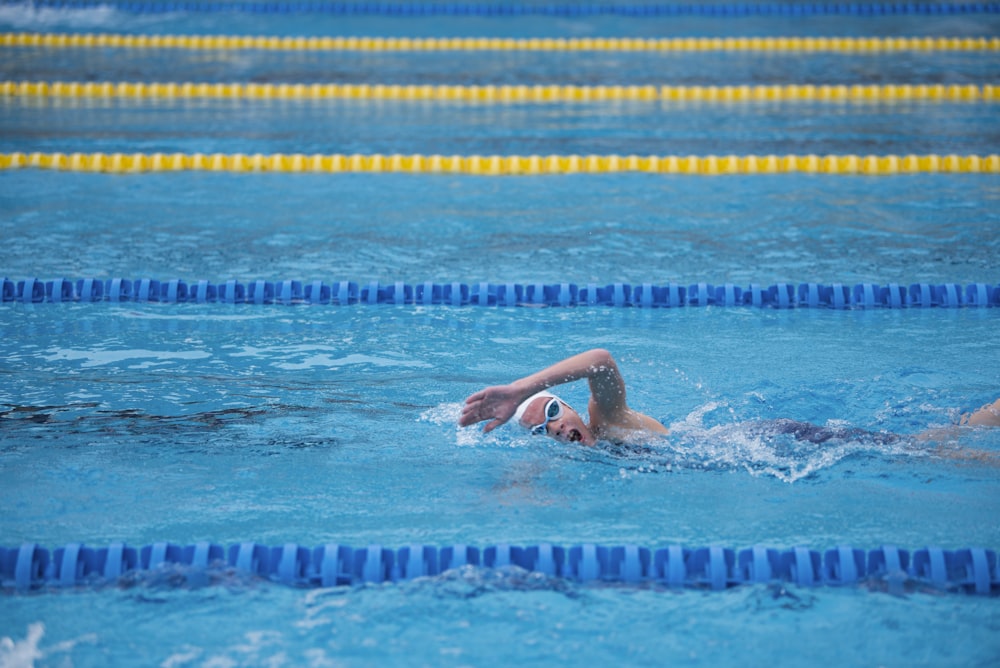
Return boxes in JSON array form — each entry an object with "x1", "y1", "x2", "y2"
[
  {"x1": 463, "y1": 389, "x2": 488, "y2": 406},
  {"x1": 457, "y1": 402, "x2": 483, "y2": 427},
  {"x1": 458, "y1": 403, "x2": 512, "y2": 431},
  {"x1": 458, "y1": 393, "x2": 495, "y2": 427},
  {"x1": 458, "y1": 393, "x2": 517, "y2": 431},
  {"x1": 480, "y1": 403, "x2": 517, "y2": 432},
  {"x1": 482, "y1": 418, "x2": 506, "y2": 433},
  {"x1": 458, "y1": 384, "x2": 522, "y2": 431}
]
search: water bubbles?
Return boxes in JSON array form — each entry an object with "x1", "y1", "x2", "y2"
[
  {"x1": 418, "y1": 402, "x2": 463, "y2": 427},
  {"x1": 661, "y1": 403, "x2": 915, "y2": 483}
]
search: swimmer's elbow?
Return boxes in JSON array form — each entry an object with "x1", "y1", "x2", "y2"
[{"x1": 586, "y1": 348, "x2": 616, "y2": 368}]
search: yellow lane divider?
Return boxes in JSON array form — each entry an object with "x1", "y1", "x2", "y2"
[
  {"x1": 2, "y1": 152, "x2": 998, "y2": 175},
  {"x1": 3, "y1": 33, "x2": 999, "y2": 52},
  {"x1": 2, "y1": 81, "x2": 996, "y2": 103}
]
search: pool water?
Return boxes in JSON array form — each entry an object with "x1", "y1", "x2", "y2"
[
  {"x1": 0, "y1": 172, "x2": 997, "y2": 284},
  {"x1": 2, "y1": 304, "x2": 999, "y2": 665},
  {"x1": 2, "y1": 2, "x2": 1000, "y2": 667}
]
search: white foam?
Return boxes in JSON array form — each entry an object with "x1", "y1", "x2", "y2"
[
  {"x1": 419, "y1": 402, "x2": 524, "y2": 448},
  {"x1": 418, "y1": 401, "x2": 463, "y2": 427},
  {"x1": 0, "y1": 623, "x2": 44, "y2": 668},
  {"x1": 664, "y1": 403, "x2": 918, "y2": 484},
  {"x1": 0, "y1": 623, "x2": 96, "y2": 668}
]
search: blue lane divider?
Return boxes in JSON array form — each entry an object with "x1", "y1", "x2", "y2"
[
  {"x1": 11, "y1": 1, "x2": 999, "y2": 16},
  {"x1": 3, "y1": 277, "x2": 998, "y2": 308},
  {"x1": 2, "y1": 543, "x2": 996, "y2": 594}
]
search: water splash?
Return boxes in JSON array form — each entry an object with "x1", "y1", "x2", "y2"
[
  {"x1": 420, "y1": 402, "x2": 517, "y2": 448},
  {"x1": 662, "y1": 402, "x2": 919, "y2": 483},
  {"x1": 0, "y1": 623, "x2": 96, "y2": 668},
  {"x1": 0, "y1": 623, "x2": 43, "y2": 668}
]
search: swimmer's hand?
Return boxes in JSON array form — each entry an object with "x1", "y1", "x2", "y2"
[{"x1": 459, "y1": 384, "x2": 523, "y2": 433}]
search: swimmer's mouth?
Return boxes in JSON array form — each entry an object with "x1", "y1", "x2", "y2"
[{"x1": 568, "y1": 429, "x2": 582, "y2": 443}]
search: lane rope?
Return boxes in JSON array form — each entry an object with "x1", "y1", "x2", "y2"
[
  {"x1": 4, "y1": 278, "x2": 998, "y2": 308},
  {"x1": 6, "y1": 1, "x2": 1000, "y2": 17},
  {"x1": 3, "y1": 32, "x2": 999, "y2": 52},
  {"x1": 3, "y1": 80, "x2": 996, "y2": 104},
  {"x1": 2, "y1": 541, "x2": 996, "y2": 594},
  {"x1": 2, "y1": 152, "x2": 998, "y2": 174}
]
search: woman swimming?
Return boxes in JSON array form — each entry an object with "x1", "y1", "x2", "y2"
[{"x1": 459, "y1": 348, "x2": 1000, "y2": 447}]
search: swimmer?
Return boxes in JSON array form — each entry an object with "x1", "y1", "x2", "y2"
[
  {"x1": 458, "y1": 348, "x2": 1000, "y2": 447},
  {"x1": 459, "y1": 348, "x2": 668, "y2": 446}
]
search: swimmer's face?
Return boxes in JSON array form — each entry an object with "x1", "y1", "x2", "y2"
[{"x1": 519, "y1": 396, "x2": 596, "y2": 446}]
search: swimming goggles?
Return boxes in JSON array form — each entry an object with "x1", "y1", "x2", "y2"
[{"x1": 529, "y1": 398, "x2": 564, "y2": 436}]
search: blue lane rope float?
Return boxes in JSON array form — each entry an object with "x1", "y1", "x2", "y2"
[
  {"x1": 1, "y1": 542, "x2": 997, "y2": 594},
  {"x1": 2, "y1": 278, "x2": 998, "y2": 308},
  {"x1": 9, "y1": 1, "x2": 1000, "y2": 17}
]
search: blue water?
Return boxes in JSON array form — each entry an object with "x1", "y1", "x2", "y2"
[
  {"x1": 4, "y1": 98, "x2": 1000, "y2": 155},
  {"x1": 2, "y1": 305, "x2": 1000, "y2": 665},
  {"x1": 2, "y1": 0, "x2": 1000, "y2": 38},
  {"x1": 2, "y1": 2, "x2": 1000, "y2": 667},
  {"x1": 4, "y1": 47, "x2": 1000, "y2": 85},
  {"x1": 1, "y1": 172, "x2": 997, "y2": 284}
]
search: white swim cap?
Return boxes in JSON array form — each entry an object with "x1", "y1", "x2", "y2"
[{"x1": 513, "y1": 391, "x2": 563, "y2": 428}]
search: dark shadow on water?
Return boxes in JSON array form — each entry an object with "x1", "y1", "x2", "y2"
[{"x1": 0, "y1": 402, "x2": 340, "y2": 453}]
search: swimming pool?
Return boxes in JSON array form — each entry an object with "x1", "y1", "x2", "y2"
[{"x1": 2, "y1": 1, "x2": 1000, "y2": 666}]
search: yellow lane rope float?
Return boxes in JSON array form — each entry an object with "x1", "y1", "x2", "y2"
[
  {"x1": 2, "y1": 81, "x2": 996, "y2": 103},
  {"x1": 2, "y1": 152, "x2": 997, "y2": 175},
  {"x1": 2, "y1": 33, "x2": 999, "y2": 52}
]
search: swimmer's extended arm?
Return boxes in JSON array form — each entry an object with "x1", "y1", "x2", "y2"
[
  {"x1": 915, "y1": 397, "x2": 1000, "y2": 445},
  {"x1": 459, "y1": 348, "x2": 628, "y2": 433}
]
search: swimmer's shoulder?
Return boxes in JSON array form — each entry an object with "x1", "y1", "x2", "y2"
[{"x1": 595, "y1": 415, "x2": 669, "y2": 446}]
